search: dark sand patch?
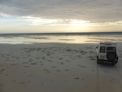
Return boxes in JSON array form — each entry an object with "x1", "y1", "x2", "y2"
[
  {"x1": 18, "y1": 81, "x2": 25, "y2": 85},
  {"x1": 28, "y1": 58, "x2": 33, "y2": 62},
  {"x1": 66, "y1": 60, "x2": 71, "y2": 62},
  {"x1": 23, "y1": 62, "x2": 29, "y2": 64},
  {"x1": 12, "y1": 80, "x2": 30, "y2": 85},
  {"x1": 10, "y1": 63, "x2": 17, "y2": 66},
  {"x1": 56, "y1": 69, "x2": 61, "y2": 72},
  {"x1": 42, "y1": 56, "x2": 46, "y2": 60},
  {"x1": 35, "y1": 57, "x2": 40, "y2": 59},
  {"x1": 46, "y1": 53, "x2": 51, "y2": 56},
  {"x1": 59, "y1": 57, "x2": 63, "y2": 60},
  {"x1": 88, "y1": 56, "x2": 96, "y2": 60},
  {"x1": 77, "y1": 55, "x2": 82, "y2": 58},
  {"x1": 80, "y1": 50, "x2": 87, "y2": 55},
  {"x1": 48, "y1": 60, "x2": 53, "y2": 62},
  {"x1": 77, "y1": 65, "x2": 87, "y2": 68},
  {"x1": 64, "y1": 69, "x2": 70, "y2": 72},
  {"x1": 66, "y1": 49, "x2": 72, "y2": 52},
  {"x1": 0, "y1": 68, "x2": 6, "y2": 73},
  {"x1": 43, "y1": 69, "x2": 50, "y2": 73},
  {"x1": 0, "y1": 83, "x2": 3, "y2": 92},
  {"x1": 24, "y1": 65, "x2": 30, "y2": 68},
  {"x1": 5, "y1": 73, "x2": 8, "y2": 76},
  {"x1": 40, "y1": 61, "x2": 44, "y2": 66},
  {"x1": 60, "y1": 62, "x2": 64, "y2": 65},
  {"x1": 30, "y1": 62, "x2": 37, "y2": 65},
  {"x1": 51, "y1": 66, "x2": 57, "y2": 69},
  {"x1": 73, "y1": 77, "x2": 80, "y2": 80}
]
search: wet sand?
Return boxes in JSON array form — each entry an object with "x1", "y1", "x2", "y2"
[{"x1": 0, "y1": 43, "x2": 121, "y2": 92}]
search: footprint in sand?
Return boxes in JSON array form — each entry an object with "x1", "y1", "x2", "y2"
[
  {"x1": 42, "y1": 56, "x2": 46, "y2": 60},
  {"x1": 24, "y1": 65, "x2": 30, "y2": 68},
  {"x1": 13, "y1": 80, "x2": 30, "y2": 84},
  {"x1": 80, "y1": 50, "x2": 87, "y2": 55},
  {"x1": 73, "y1": 76, "x2": 85, "y2": 80},
  {"x1": 73, "y1": 77, "x2": 80, "y2": 80},
  {"x1": 78, "y1": 65, "x2": 86, "y2": 68},
  {"x1": 23, "y1": 62, "x2": 28, "y2": 64},
  {"x1": 40, "y1": 61, "x2": 43, "y2": 63},
  {"x1": 36, "y1": 48, "x2": 42, "y2": 51},
  {"x1": 64, "y1": 69, "x2": 70, "y2": 72},
  {"x1": 36, "y1": 57, "x2": 40, "y2": 59},
  {"x1": 60, "y1": 62, "x2": 64, "y2": 65},
  {"x1": 10, "y1": 63, "x2": 17, "y2": 66},
  {"x1": 5, "y1": 73, "x2": 8, "y2": 76},
  {"x1": 56, "y1": 69, "x2": 61, "y2": 72},
  {"x1": 77, "y1": 55, "x2": 82, "y2": 58},
  {"x1": 89, "y1": 51, "x2": 95, "y2": 54},
  {"x1": 66, "y1": 60, "x2": 71, "y2": 63},
  {"x1": 88, "y1": 56, "x2": 96, "y2": 60},
  {"x1": 28, "y1": 58, "x2": 33, "y2": 62},
  {"x1": 86, "y1": 46, "x2": 93, "y2": 49},
  {"x1": 51, "y1": 66, "x2": 57, "y2": 69},
  {"x1": 40, "y1": 61, "x2": 44, "y2": 64},
  {"x1": 59, "y1": 57, "x2": 63, "y2": 60},
  {"x1": 40, "y1": 63, "x2": 44, "y2": 66},
  {"x1": 0, "y1": 68, "x2": 6, "y2": 73},
  {"x1": 47, "y1": 53, "x2": 50, "y2": 56},
  {"x1": 43, "y1": 69, "x2": 50, "y2": 73},
  {"x1": 0, "y1": 83, "x2": 4, "y2": 91},
  {"x1": 16, "y1": 81, "x2": 26, "y2": 85},
  {"x1": 30, "y1": 62, "x2": 37, "y2": 65},
  {"x1": 48, "y1": 60, "x2": 53, "y2": 62},
  {"x1": 66, "y1": 49, "x2": 72, "y2": 52}
]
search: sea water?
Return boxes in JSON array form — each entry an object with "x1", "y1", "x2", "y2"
[{"x1": 0, "y1": 33, "x2": 122, "y2": 44}]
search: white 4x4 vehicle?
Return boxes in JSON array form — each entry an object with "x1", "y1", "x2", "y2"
[{"x1": 96, "y1": 42, "x2": 118, "y2": 65}]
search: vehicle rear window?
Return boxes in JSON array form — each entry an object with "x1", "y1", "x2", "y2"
[
  {"x1": 107, "y1": 47, "x2": 116, "y2": 52},
  {"x1": 100, "y1": 46, "x2": 105, "y2": 53}
]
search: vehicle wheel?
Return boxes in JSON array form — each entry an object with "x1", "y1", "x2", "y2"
[
  {"x1": 111, "y1": 60, "x2": 118, "y2": 65},
  {"x1": 114, "y1": 59, "x2": 118, "y2": 64},
  {"x1": 111, "y1": 62, "x2": 115, "y2": 65}
]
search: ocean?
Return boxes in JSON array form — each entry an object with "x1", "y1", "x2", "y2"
[{"x1": 0, "y1": 32, "x2": 122, "y2": 44}]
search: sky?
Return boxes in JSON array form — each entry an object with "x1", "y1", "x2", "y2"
[{"x1": 0, "y1": 0, "x2": 122, "y2": 33}]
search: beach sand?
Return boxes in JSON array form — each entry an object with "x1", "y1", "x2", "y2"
[{"x1": 0, "y1": 43, "x2": 121, "y2": 92}]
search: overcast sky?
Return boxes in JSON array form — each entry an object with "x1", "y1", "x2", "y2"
[{"x1": 0, "y1": 0, "x2": 122, "y2": 33}]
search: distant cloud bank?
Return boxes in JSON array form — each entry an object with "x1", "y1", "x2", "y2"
[{"x1": 0, "y1": 0, "x2": 122, "y2": 22}]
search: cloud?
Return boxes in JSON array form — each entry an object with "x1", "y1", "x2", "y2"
[
  {"x1": 22, "y1": 16, "x2": 91, "y2": 27},
  {"x1": 0, "y1": 0, "x2": 122, "y2": 22}
]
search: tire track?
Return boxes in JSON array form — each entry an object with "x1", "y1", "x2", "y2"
[
  {"x1": 97, "y1": 64, "x2": 121, "y2": 92},
  {"x1": 114, "y1": 62, "x2": 122, "y2": 92},
  {"x1": 96, "y1": 63, "x2": 100, "y2": 92}
]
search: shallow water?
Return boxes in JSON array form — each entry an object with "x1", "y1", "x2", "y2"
[{"x1": 0, "y1": 34, "x2": 122, "y2": 44}]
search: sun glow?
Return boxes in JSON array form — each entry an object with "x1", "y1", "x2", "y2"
[
  {"x1": 21, "y1": 17, "x2": 93, "y2": 32},
  {"x1": 67, "y1": 19, "x2": 92, "y2": 31},
  {"x1": 0, "y1": 15, "x2": 99, "y2": 32}
]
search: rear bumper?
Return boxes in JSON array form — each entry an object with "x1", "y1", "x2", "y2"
[{"x1": 98, "y1": 58, "x2": 118, "y2": 62}]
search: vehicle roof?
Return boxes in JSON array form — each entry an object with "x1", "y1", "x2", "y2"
[{"x1": 99, "y1": 42, "x2": 116, "y2": 47}]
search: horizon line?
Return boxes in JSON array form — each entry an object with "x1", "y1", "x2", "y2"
[{"x1": 0, "y1": 31, "x2": 122, "y2": 36}]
